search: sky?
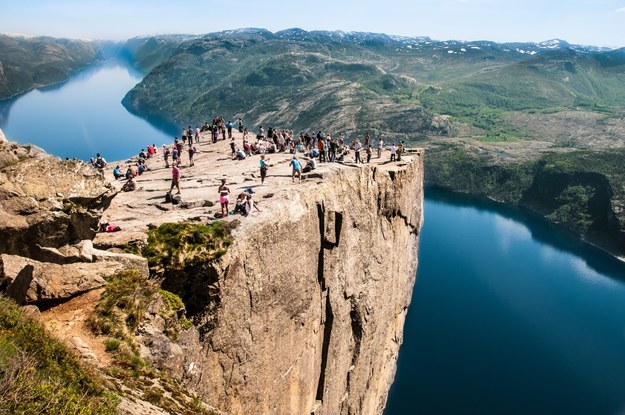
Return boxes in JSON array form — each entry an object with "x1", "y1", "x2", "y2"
[{"x1": 1, "y1": 0, "x2": 625, "y2": 48}]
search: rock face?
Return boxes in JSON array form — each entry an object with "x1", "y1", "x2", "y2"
[
  {"x1": 161, "y1": 157, "x2": 424, "y2": 415},
  {"x1": 0, "y1": 140, "x2": 116, "y2": 260}
]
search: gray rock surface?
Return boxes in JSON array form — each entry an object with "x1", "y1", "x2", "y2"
[
  {"x1": 0, "y1": 253, "x2": 147, "y2": 305},
  {"x1": 180, "y1": 158, "x2": 423, "y2": 415}
]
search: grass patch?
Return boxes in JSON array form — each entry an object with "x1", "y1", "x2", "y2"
[
  {"x1": 474, "y1": 135, "x2": 521, "y2": 143},
  {"x1": 89, "y1": 269, "x2": 155, "y2": 346},
  {"x1": 143, "y1": 221, "x2": 238, "y2": 271},
  {"x1": 0, "y1": 295, "x2": 119, "y2": 415}
]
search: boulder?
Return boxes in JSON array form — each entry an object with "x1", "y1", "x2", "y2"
[{"x1": 0, "y1": 253, "x2": 146, "y2": 305}]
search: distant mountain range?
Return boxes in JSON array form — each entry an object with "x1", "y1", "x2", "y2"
[{"x1": 120, "y1": 28, "x2": 625, "y2": 140}]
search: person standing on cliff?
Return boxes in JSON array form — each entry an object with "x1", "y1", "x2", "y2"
[
  {"x1": 378, "y1": 137, "x2": 384, "y2": 158},
  {"x1": 188, "y1": 144, "x2": 196, "y2": 167},
  {"x1": 163, "y1": 145, "x2": 170, "y2": 167},
  {"x1": 218, "y1": 179, "x2": 231, "y2": 217},
  {"x1": 227, "y1": 120, "x2": 234, "y2": 139},
  {"x1": 170, "y1": 164, "x2": 181, "y2": 194},
  {"x1": 290, "y1": 156, "x2": 302, "y2": 183},
  {"x1": 259, "y1": 154, "x2": 269, "y2": 185},
  {"x1": 353, "y1": 139, "x2": 362, "y2": 164}
]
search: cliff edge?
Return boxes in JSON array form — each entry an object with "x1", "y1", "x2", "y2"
[{"x1": 98, "y1": 132, "x2": 424, "y2": 415}]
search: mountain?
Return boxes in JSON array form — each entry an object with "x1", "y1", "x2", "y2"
[
  {"x1": 0, "y1": 34, "x2": 99, "y2": 100},
  {"x1": 121, "y1": 34, "x2": 198, "y2": 73},
  {"x1": 122, "y1": 29, "x2": 434, "y2": 138},
  {"x1": 122, "y1": 29, "x2": 625, "y2": 138}
]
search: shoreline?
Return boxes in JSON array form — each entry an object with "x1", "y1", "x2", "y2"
[{"x1": 424, "y1": 183, "x2": 625, "y2": 263}]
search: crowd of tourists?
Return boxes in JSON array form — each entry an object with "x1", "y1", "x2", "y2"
[{"x1": 94, "y1": 116, "x2": 408, "y2": 220}]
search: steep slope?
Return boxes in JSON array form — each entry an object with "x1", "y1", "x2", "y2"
[
  {"x1": 122, "y1": 34, "x2": 197, "y2": 73},
  {"x1": 0, "y1": 34, "x2": 99, "y2": 99},
  {"x1": 95, "y1": 130, "x2": 424, "y2": 415}
]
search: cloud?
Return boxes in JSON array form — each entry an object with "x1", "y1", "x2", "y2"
[{"x1": 616, "y1": 7, "x2": 625, "y2": 12}]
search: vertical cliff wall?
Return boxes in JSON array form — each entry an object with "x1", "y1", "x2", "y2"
[{"x1": 169, "y1": 155, "x2": 424, "y2": 415}]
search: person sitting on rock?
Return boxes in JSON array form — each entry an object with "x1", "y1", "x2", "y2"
[
  {"x1": 112, "y1": 165, "x2": 123, "y2": 180},
  {"x1": 243, "y1": 189, "x2": 261, "y2": 216},
  {"x1": 95, "y1": 153, "x2": 107, "y2": 170},
  {"x1": 235, "y1": 148, "x2": 246, "y2": 160},
  {"x1": 234, "y1": 191, "x2": 247, "y2": 215},
  {"x1": 302, "y1": 157, "x2": 316, "y2": 173},
  {"x1": 137, "y1": 161, "x2": 146, "y2": 175},
  {"x1": 122, "y1": 176, "x2": 136, "y2": 192}
]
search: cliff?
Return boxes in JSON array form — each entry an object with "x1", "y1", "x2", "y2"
[
  {"x1": 98, "y1": 133, "x2": 423, "y2": 414},
  {"x1": 1, "y1": 131, "x2": 424, "y2": 414},
  {"x1": 171, "y1": 160, "x2": 422, "y2": 415}
]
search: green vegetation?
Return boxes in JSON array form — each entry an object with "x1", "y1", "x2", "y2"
[
  {"x1": 425, "y1": 144, "x2": 536, "y2": 203},
  {"x1": 87, "y1": 270, "x2": 218, "y2": 415},
  {"x1": 89, "y1": 269, "x2": 154, "y2": 344},
  {"x1": 548, "y1": 185, "x2": 595, "y2": 233},
  {"x1": 0, "y1": 34, "x2": 99, "y2": 99},
  {"x1": 89, "y1": 269, "x2": 192, "y2": 345},
  {"x1": 143, "y1": 221, "x2": 237, "y2": 271},
  {"x1": 0, "y1": 295, "x2": 118, "y2": 415}
]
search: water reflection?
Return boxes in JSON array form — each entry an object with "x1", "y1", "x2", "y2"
[
  {"x1": 426, "y1": 186, "x2": 625, "y2": 282},
  {"x1": 385, "y1": 188, "x2": 625, "y2": 415},
  {"x1": 0, "y1": 57, "x2": 175, "y2": 161}
]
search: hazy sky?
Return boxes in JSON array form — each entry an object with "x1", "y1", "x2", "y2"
[{"x1": 1, "y1": 0, "x2": 625, "y2": 47}]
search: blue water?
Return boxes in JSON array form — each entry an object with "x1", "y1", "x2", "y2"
[
  {"x1": 0, "y1": 58, "x2": 176, "y2": 161},
  {"x1": 3, "y1": 58, "x2": 625, "y2": 415},
  {"x1": 385, "y1": 189, "x2": 625, "y2": 415}
]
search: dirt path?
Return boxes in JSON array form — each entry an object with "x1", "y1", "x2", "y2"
[{"x1": 42, "y1": 288, "x2": 113, "y2": 368}]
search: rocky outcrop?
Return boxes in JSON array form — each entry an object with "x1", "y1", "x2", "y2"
[
  {"x1": 0, "y1": 250, "x2": 147, "y2": 306},
  {"x1": 0, "y1": 140, "x2": 148, "y2": 308},
  {"x1": 0, "y1": 140, "x2": 116, "y2": 260},
  {"x1": 152, "y1": 157, "x2": 424, "y2": 415},
  {"x1": 1, "y1": 132, "x2": 423, "y2": 415}
]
